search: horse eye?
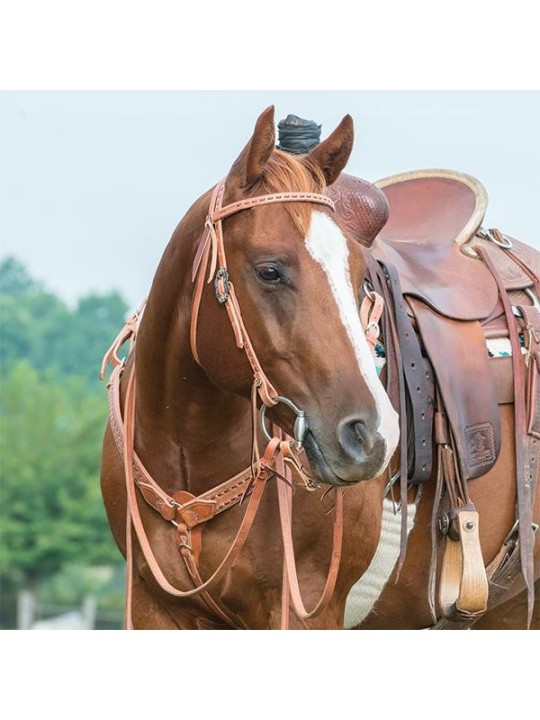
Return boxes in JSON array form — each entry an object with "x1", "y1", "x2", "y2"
[{"x1": 255, "y1": 264, "x2": 282, "y2": 284}]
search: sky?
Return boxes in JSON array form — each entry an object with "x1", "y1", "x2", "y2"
[{"x1": 1, "y1": 90, "x2": 539, "y2": 309}]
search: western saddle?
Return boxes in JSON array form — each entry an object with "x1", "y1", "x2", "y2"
[{"x1": 331, "y1": 168, "x2": 540, "y2": 628}]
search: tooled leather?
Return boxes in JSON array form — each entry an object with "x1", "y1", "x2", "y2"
[
  {"x1": 326, "y1": 173, "x2": 389, "y2": 246},
  {"x1": 471, "y1": 234, "x2": 540, "y2": 291},
  {"x1": 108, "y1": 361, "x2": 256, "y2": 528}
]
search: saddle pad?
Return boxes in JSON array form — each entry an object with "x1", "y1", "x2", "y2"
[{"x1": 371, "y1": 170, "x2": 498, "y2": 321}]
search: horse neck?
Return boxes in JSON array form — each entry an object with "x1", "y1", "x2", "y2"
[{"x1": 133, "y1": 198, "x2": 253, "y2": 497}]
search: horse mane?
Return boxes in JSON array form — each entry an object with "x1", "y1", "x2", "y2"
[{"x1": 251, "y1": 149, "x2": 327, "y2": 234}]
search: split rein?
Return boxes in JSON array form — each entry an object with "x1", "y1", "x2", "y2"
[{"x1": 101, "y1": 179, "x2": 384, "y2": 629}]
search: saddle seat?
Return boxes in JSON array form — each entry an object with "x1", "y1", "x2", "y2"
[{"x1": 371, "y1": 169, "x2": 498, "y2": 321}]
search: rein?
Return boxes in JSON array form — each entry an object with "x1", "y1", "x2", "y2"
[{"x1": 101, "y1": 180, "x2": 384, "y2": 629}]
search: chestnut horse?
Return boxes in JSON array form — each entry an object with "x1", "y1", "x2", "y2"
[{"x1": 100, "y1": 107, "x2": 539, "y2": 629}]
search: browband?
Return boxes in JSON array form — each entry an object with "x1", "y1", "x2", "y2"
[{"x1": 211, "y1": 190, "x2": 335, "y2": 222}]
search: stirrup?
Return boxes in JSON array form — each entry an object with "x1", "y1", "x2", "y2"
[{"x1": 439, "y1": 509, "x2": 489, "y2": 620}]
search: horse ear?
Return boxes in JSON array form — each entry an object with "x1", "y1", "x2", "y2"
[
  {"x1": 228, "y1": 106, "x2": 276, "y2": 189},
  {"x1": 303, "y1": 115, "x2": 354, "y2": 186}
]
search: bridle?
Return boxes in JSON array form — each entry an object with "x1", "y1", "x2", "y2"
[
  {"x1": 101, "y1": 178, "x2": 384, "y2": 629},
  {"x1": 190, "y1": 178, "x2": 335, "y2": 442}
]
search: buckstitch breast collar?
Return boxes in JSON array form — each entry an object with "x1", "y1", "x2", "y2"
[{"x1": 101, "y1": 178, "x2": 385, "y2": 629}]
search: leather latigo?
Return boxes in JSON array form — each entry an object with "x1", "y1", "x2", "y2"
[{"x1": 518, "y1": 304, "x2": 540, "y2": 438}]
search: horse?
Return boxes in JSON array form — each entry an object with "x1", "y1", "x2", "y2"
[{"x1": 100, "y1": 106, "x2": 539, "y2": 629}]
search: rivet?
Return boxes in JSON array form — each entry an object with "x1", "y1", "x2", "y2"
[{"x1": 464, "y1": 520, "x2": 475, "y2": 531}]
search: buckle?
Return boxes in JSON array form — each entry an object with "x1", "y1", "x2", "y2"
[
  {"x1": 214, "y1": 267, "x2": 230, "y2": 303},
  {"x1": 503, "y1": 519, "x2": 539, "y2": 546}
]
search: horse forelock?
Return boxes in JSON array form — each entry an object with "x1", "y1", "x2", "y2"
[{"x1": 249, "y1": 150, "x2": 326, "y2": 235}]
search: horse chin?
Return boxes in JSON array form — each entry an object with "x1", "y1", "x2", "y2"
[{"x1": 302, "y1": 431, "x2": 382, "y2": 486}]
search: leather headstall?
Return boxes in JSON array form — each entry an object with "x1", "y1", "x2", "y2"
[{"x1": 190, "y1": 179, "x2": 335, "y2": 407}]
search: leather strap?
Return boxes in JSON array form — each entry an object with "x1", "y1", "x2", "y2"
[
  {"x1": 478, "y1": 247, "x2": 537, "y2": 627},
  {"x1": 364, "y1": 256, "x2": 410, "y2": 569},
  {"x1": 360, "y1": 290, "x2": 384, "y2": 354},
  {"x1": 108, "y1": 363, "x2": 256, "y2": 525},
  {"x1": 381, "y1": 263, "x2": 434, "y2": 484},
  {"x1": 520, "y1": 304, "x2": 540, "y2": 438},
  {"x1": 190, "y1": 179, "x2": 335, "y2": 408},
  {"x1": 100, "y1": 296, "x2": 147, "y2": 381},
  {"x1": 275, "y1": 435, "x2": 345, "y2": 625},
  {"x1": 211, "y1": 190, "x2": 335, "y2": 221},
  {"x1": 121, "y1": 363, "x2": 272, "y2": 612},
  {"x1": 501, "y1": 239, "x2": 540, "y2": 298},
  {"x1": 117, "y1": 364, "x2": 345, "y2": 629}
]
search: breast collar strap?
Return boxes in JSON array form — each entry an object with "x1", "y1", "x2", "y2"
[{"x1": 190, "y1": 178, "x2": 335, "y2": 408}]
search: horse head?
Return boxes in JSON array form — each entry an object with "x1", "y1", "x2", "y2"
[{"x1": 192, "y1": 106, "x2": 399, "y2": 485}]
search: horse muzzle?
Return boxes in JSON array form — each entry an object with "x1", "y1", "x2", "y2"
[{"x1": 302, "y1": 419, "x2": 392, "y2": 486}]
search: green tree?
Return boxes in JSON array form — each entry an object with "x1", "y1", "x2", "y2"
[
  {"x1": 69, "y1": 292, "x2": 129, "y2": 380},
  {"x1": 0, "y1": 256, "x2": 128, "y2": 381},
  {"x1": 0, "y1": 257, "x2": 129, "y2": 625},
  {"x1": 0, "y1": 362, "x2": 118, "y2": 589},
  {"x1": 0, "y1": 257, "x2": 42, "y2": 297}
]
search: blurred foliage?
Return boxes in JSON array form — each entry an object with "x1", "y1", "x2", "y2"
[
  {"x1": 0, "y1": 257, "x2": 128, "y2": 382},
  {"x1": 0, "y1": 256, "x2": 129, "y2": 625}
]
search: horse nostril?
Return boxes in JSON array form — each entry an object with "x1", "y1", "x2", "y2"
[
  {"x1": 337, "y1": 416, "x2": 388, "y2": 478},
  {"x1": 352, "y1": 420, "x2": 367, "y2": 444},
  {"x1": 338, "y1": 417, "x2": 376, "y2": 459}
]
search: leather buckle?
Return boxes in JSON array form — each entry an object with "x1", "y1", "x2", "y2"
[{"x1": 215, "y1": 267, "x2": 230, "y2": 303}]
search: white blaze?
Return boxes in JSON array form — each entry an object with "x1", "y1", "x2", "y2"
[{"x1": 305, "y1": 212, "x2": 399, "y2": 466}]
